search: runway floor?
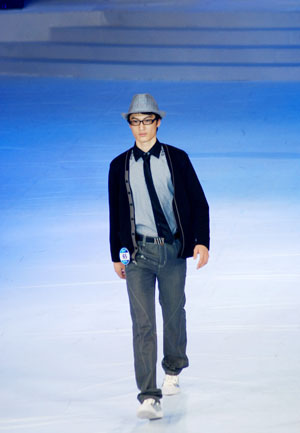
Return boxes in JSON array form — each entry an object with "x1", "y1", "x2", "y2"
[{"x1": 0, "y1": 77, "x2": 300, "y2": 433}]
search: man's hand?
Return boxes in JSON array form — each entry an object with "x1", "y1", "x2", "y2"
[
  {"x1": 193, "y1": 244, "x2": 209, "y2": 269},
  {"x1": 113, "y1": 262, "x2": 126, "y2": 279}
]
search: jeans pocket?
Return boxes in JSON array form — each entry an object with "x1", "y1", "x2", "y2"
[{"x1": 137, "y1": 242, "x2": 160, "y2": 265}]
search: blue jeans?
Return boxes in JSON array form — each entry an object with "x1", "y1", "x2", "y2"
[{"x1": 125, "y1": 238, "x2": 188, "y2": 403}]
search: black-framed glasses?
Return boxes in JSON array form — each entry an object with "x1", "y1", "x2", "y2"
[{"x1": 128, "y1": 117, "x2": 157, "y2": 126}]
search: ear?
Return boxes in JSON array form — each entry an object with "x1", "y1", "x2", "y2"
[{"x1": 157, "y1": 118, "x2": 161, "y2": 128}]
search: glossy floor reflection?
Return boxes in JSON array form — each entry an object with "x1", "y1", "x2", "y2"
[{"x1": 0, "y1": 77, "x2": 300, "y2": 433}]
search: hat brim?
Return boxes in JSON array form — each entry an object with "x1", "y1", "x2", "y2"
[{"x1": 121, "y1": 110, "x2": 166, "y2": 119}]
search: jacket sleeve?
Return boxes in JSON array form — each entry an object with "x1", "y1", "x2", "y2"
[
  {"x1": 185, "y1": 154, "x2": 210, "y2": 250},
  {"x1": 108, "y1": 161, "x2": 122, "y2": 262}
]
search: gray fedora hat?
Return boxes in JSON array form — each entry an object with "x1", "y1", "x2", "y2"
[{"x1": 121, "y1": 93, "x2": 166, "y2": 119}]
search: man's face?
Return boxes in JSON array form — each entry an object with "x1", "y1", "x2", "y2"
[{"x1": 128, "y1": 113, "x2": 161, "y2": 146}]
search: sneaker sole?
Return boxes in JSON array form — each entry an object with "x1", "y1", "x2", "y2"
[
  {"x1": 137, "y1": 409, "x2": 163, "y2": 420},
  {"x1": 137, "y1": 407, "x2": 163, "y2": 420},
  {"x1": 162, "y1": 388, "x2": 180, "y2": 396}
]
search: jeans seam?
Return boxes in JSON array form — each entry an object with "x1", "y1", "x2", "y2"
[{"x1": 128, "y1": 286, "x2": 155, "y2": 376}]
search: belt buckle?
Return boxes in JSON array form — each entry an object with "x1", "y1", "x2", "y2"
[{"x1": 154, "y1": 237, "x2": 164, "y2": 245}]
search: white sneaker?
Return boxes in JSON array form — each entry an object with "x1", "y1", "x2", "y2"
[
  {"x1": 162, "y1": 374, "x2": 180, "y2": 396},
  {"x1": 137, "y1": 398, "x2": 163, "y2": 420}
]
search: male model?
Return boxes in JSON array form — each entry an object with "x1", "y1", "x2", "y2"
[{"x1": 108, "y1": 94, "x2": 209, "y2": 420}]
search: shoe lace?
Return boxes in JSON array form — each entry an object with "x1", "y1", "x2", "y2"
[
  {"x1": 165, "y1": 375, "x2": 178, "y2": 385},
  {"x1": 145, "y1": 398, "x2": 157, "y2": 406}
]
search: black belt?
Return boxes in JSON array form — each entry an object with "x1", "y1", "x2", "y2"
[{"x1": 136, "y1": 232, "x2": 180, "y2": 245}]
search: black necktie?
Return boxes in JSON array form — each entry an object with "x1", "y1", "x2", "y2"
[{"x1": 142, "y1": 152, "x2": 173, "y2": 243}]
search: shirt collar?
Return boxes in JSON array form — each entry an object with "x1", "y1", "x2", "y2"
[{"x1": 133, "y1": 140, "x2": 161, "y2": 162}]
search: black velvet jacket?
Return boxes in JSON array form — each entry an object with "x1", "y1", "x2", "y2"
[{"x1": 108, "y1": 142, "x2": 210, "y2": 263}]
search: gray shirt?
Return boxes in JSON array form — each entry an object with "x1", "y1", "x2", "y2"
[{"x1": 129, "y1": 145, "x2": 177, "y2": 237}]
